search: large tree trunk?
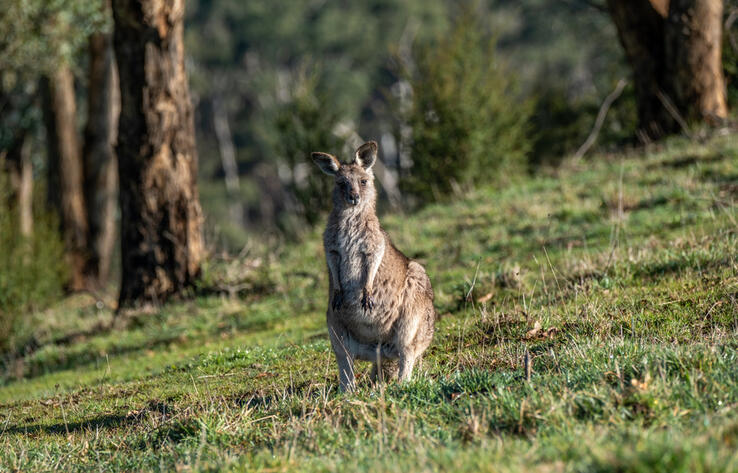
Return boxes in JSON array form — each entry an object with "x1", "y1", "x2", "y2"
[
  {"x1": 607, "y1": 0, "x2": 728, "y2": 141},
  {"x1": 42, "y1": 66, "x2": 90, "y2": 291},
  {"x1": 112, "y1": 0, "x2": 204, "y2": 309},
  {"x1": 666, "y1": 0, "x2": 728, "y2": 122},
  {"x1": 83, "y1": 28, "x2": 120, "y2": 288},
  {"x1": 3, "y1": 130, "x2": 33, "y2": 237},
  {"x1": 607, "y1": 0, "x2": 678, "y2": 140}
]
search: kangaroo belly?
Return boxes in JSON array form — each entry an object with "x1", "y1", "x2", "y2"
[
  {"x1": 347, "y1": 337, "x2": 400, "y2": 361},
  {"x1": 339, "y1": 260, "x2": 406, "y2": 344},
  {"x1": 340, "y1": 293, "x2": 397, "y2": 342}
]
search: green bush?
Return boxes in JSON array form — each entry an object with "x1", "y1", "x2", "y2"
[
  {"x1": 265, "y1": 69, "x2": 345, "y2": 233},
  {"x1": 0, "y1": 172, "x2": 67, "y2": 354},
  {"x1": 399, "y1": 10, "x2": 532, "y2": 201}
]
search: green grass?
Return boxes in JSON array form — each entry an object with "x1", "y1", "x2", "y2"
[{"x1": 1, "y1": 134, "x2": 737, "y2": 472}]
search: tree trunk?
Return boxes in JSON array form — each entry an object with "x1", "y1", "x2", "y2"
[
  {"x1": 212, "y1": 95, "x2": 244, "y2": 227},
  {"x1": 83, "y1": 29, "x2": 120, "y2": 288},
  {"x1": 112, "y1": 0, "x2": 204, "y2": 308},
  {"x1": 4, "y1": 130, "x2": 33, "y2": 237},
  {"x1": 42, "y1": 66, "x2": 89, "y2": 291},
  {"x1": 607, "y1": 0, "x2": 679, "y2": 140},
  {"x1": 607, "y1": 0, "x2": 728, "y2": 141},
  {"x1": 666, "y1": 0, "x2": 728, "y2": 122}
]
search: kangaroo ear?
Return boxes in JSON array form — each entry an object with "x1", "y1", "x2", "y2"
[
  {"x1": 311, "y1": 152, "x2": 340, "y2": 175},
  {"x1": 355, "y1": 141, "x2": 378, "y2": 169}
]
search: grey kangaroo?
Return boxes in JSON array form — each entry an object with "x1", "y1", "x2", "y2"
[{"x1": 312, "y1": 141, "x2": 435, "y2": 392}]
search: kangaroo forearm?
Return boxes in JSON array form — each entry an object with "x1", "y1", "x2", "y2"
[
  {"x1": 362, "y1": 241, "x2": 385, "y2": 291},
  {"x1": 327, "y1": 251, "x2": 342, "y2": 290}
]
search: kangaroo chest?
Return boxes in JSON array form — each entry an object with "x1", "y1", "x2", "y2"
[{"x1": 334, "y1": 222, "x2": 370, "y2": 291}]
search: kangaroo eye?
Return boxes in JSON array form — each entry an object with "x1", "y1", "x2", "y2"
[{"x1": 360, "y1": 179, "x2": 368, "y2": 186}]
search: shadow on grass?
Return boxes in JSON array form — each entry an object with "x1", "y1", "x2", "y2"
[
  {"x1": 4, "y1": 399, "x2": 178, "y2": 439},
  {"x1": 232, "y1": 380, "x2": 314, "y2": 410},
  {"x1": 633, "y1": 255, "x2": 734, "y2": 280},
  {"x1": 3, "y1": 412, "x2": 134, "y2": 436},
  {"x1": 19, "y1": 332, "x2": 186, "y2": 382},
  {"x1": 647, "y1": 152, "x2": 727, "y2": 170},
  {"x1": 700, "y1": 169, "x2": 738, "y2": 185},
  {"x1": 12, "y1": 308, "x2": 287, "y2": 383}
]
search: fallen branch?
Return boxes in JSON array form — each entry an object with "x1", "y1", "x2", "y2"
[
  {"x1": 573, "y1": 78, "x2": 627, "y2": 161},
  {"x1": 656, "y1": 89, "x2": 693, "y2": 139}
]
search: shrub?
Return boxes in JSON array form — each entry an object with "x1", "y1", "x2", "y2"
[
  {"x1": 265, "y1": 69, "x2": 346, "y2": 233},
  {"x1": 399, "y1": 9, "x2": 532, "y2": 202},
  {"x1": 0, "y1": 172, "x2": 67, "y2": 354}
]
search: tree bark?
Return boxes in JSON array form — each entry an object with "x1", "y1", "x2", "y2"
[
  {"x1": 607, "y1": 0, "x2": 728, "y2": 141},
  {"x1": 42, "y1": 65, "x2": 90, "y2": 291},
  {"x1": 112, "y1": 0, "x2": 204, "y2": 308},
  {"x1": 607, "y1": 0, "x2": 679, "y2": 140},
  {"x1": 83, "y1": 28, "x2": 120, "y2": 288},
  {"x1": 666, "y1": 0, "x2": 728, "y2": 122}
]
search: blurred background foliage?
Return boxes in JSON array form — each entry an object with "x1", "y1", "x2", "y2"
[
  {"x1": 0, "y1": 0, "x2": 106, "y2": 75},
  {"x1": 0, "y1": 0, "x2": 106, "y2": 157},
  {"x1": 398, "y1": 9, "x2": 533, "y2": 201},
  {"x1": 0, "y1": 0, "x2": 735, "y2": 354},
  {"x1": 0, "y1": 0, "x2": 105, "y2": 337},
  {"x1": 183, "y1": 0, "x2": 639, "y2": 248},
  {"x1": 0, "y1": 173, "x2": 66, "y2": 354},
  {"x1": 2, "y1": 0, "x2": 736, "y2": 254},
  {"x1": 265, "y1": 69, "x2": 345, "y2": 232}
]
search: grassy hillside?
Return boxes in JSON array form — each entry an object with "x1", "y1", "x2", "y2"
[{"x1": 1, "y1": 135, "x2": 737, "y2": 472}]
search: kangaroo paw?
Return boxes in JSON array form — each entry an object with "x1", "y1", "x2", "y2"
[
  {"x1": 332, "y1": 290, "x2": 344, "y2": 311},
  {"x1": 361, "y1": 290, "x2": 375, "y2": 311}
]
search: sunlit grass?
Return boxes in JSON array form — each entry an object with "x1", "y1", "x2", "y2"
[{"x1": 1, "y1": 134, "x2": 737, "y2": 472}]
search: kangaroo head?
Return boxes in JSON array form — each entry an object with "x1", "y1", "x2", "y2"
[{"x1": 312, "y1": 141, "x2": 378, "y2": 210}]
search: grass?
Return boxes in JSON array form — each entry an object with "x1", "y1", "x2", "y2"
[{"x1": 1, "y1": 134, "x2": 737, "y2": 472}]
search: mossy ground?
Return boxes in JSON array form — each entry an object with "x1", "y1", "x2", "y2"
[{"x1": 1, "y1": 135, "x2": 737, "y2": 472}]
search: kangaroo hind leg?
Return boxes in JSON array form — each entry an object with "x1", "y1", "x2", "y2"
[
  {"x1": 370, "y1": 359, "x2": 398, "y2": 384},
  {"x1": 329, "y1": 323, "x2": 356, "y2": 392}
]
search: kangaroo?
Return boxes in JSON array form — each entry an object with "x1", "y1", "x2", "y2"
[{"x1": 312, "y1": 141, "x2": 435, "y2": 392}]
